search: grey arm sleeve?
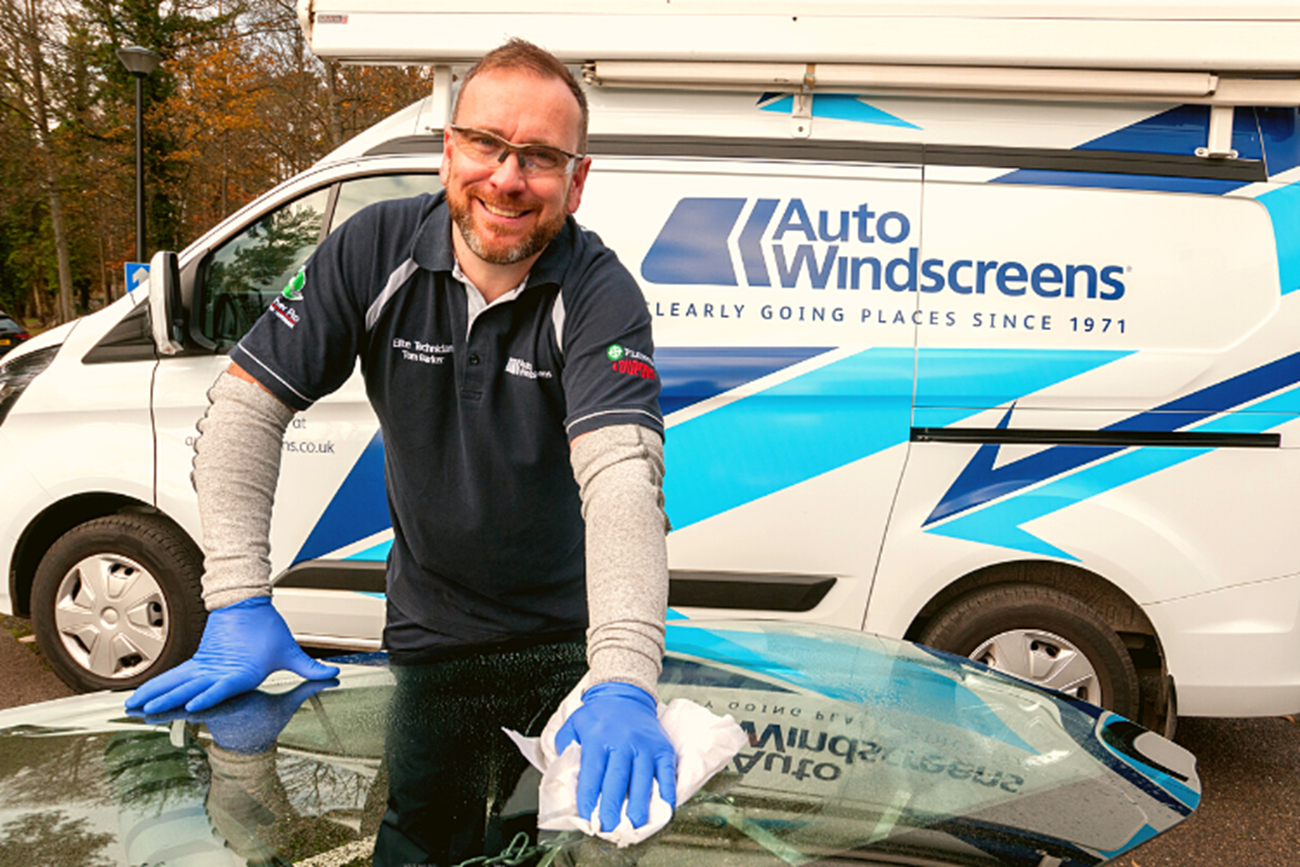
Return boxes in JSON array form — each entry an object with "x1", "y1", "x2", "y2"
[
  {"x1": 192, "y1": 371, "x2": 294, "y2": 611},
  {"x1": 571, "y1": 424, "x2": 670, "y2": 698}
]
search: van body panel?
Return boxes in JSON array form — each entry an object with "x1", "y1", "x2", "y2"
[
  {"x1": 1146, "y1": 572, "x2": 1300, "y2": 716},
  {"x1": 0, "y1": 432, "x2": 53, "y2": 613},
  {"x1": 2, "y1": 310, "x2": 154, "y2": 508},
  {"x1": 150, "y1": 357, "x2": 383, "y2": 572}
]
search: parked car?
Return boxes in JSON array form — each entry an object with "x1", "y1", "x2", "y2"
[
  {"x1": 0, "y1": 311, "x2": 29, "y2": 357},
  {"x1": 0, "y1": 620, "x2": 1198, "y2": 866}
]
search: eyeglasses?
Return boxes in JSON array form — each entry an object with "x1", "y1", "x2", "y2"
[{"x1": 447, "y1": 126, "x2": 584, "y2": 178}]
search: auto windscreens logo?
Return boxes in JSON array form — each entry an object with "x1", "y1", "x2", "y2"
[{"x1": 640, "y1": 197, "x2": 1125, "y2": 300}]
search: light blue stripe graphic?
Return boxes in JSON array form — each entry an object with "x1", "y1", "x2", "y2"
[
  {"x1": 346, "y1": 539, "x2": 393, "y2": 561},
  {"x1": 760, "y1": 94, "x2": 920, "y2": 129},
  {"x1": 665, "y1": 348, "x2": 914, "y2": 530},
  {"x1": 929, "y1": 447, "x2": 1209, "y2": 560},
  {"x1": 666, "y1": 348, "x2": 1134, "y2": 531},
  {"x1": 915, "y1": 349, "x2": 1131, "y2": 410},
  {"x1": 927, "y1": 385, "x2": 1300, "y2": 557},
  {"x1": 1257, "y1": 181, "x2": 1300, "y2": 296}
]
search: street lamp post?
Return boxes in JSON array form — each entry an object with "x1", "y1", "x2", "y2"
[{"x1": 115, "y1": 46, "x2": 161, "y2": 266}]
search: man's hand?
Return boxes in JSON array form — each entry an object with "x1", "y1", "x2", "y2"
[
  {"x1": 554, "y1": 681, "x2": 678, "y2": 831},
  {"x1": 130, "y1": 678, "x2": 338, "y2": 754},
  {"x1": 125, "y1": 597, "x2": 339, "y2": 715}
]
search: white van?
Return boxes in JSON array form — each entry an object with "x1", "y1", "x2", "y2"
[{"x1": 3, "y1": 2, "x2": 1298, "y2": 735}]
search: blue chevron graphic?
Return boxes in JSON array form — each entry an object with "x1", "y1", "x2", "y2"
[
  {"x1": 658, "y1": 346, "x2": 831, "y2": 416},
  {"x1": 293, "y1": 430, "x2": 388, "y2": 564},
  {"x1": 992, "y1": 105, "x2": 1261, "y2": 195},
  {"x1": 926, "y1": 380, "x2": 1300, "y2": 559},
  {"x1": 926, "y1": 351, "x2": 1300, "y2": 527},
  {"x1": 640, "y1": 197, "x2": 744, "y2": 285}
]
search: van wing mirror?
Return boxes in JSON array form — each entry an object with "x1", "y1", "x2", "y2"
[{"x1": 148, "y1": 250, "x2": 184, "y2": 356}]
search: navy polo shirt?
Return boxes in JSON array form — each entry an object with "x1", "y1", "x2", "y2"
[{"x1": 231, "y1": 191, "x2": 662, "y2": 646}]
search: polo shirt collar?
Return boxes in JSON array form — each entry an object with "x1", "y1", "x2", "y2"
[{"x1": 410, "y1": 192, "x2": 575, "y2": 290}]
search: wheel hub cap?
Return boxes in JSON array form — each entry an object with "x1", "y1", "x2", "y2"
[
  {"x1": 53, "y1": 553, "x2": 168, "y2": 680},
  {"x1": 969, "y1": 628, "x2": 1103, "y2": 706}
]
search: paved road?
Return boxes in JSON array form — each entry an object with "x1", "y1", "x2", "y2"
[
  {"x1": 0, "y1": 615, "x2": 74, "y2": 709},
  {"x1": 2, "y1": 616, "x2": 1296, "y2": 864}
]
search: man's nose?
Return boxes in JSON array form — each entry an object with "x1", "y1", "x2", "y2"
[{"x1": 489, "y1": 149, "x2": 528, "y2": 189}]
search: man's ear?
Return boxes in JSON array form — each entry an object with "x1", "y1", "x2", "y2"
[
  {"x1": 566, "y1": 156, "x2": 592, "y2": 215},
  {"x1": 439, "y1": 127, "x2": 454, "y2": 186}
]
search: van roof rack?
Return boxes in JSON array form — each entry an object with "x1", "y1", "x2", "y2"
[
  {"x1": 298, "y1": 1, "x2": 1300, "y2": 84},
  {"x1": 297, "y1": 1, "x2": 1300, "y2": 157}
]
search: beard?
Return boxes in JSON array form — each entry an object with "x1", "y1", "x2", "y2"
[{"x1": 447, "y1": 186, "x2": 569, "y2": 266}]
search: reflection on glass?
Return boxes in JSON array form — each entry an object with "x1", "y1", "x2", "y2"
[
  {"x1": 0, "y1": 621, "x2": 1198, "y2": 866},
  {"x1": 331, "y1": 174, "x2": 442, "y2": 233},
  {"x1": 375, "y1": 639, "x2": 585, "y2": 866},
  {"x1": 200, "y1": 188, "x2": 329, "y2": 347}
]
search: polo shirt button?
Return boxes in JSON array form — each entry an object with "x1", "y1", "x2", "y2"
[{"x1": 468, "y1": 354, "x2": 480, "y2": 365}]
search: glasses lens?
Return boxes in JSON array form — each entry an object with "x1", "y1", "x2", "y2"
[
  {"x1": 453, "y1": 128, "x2": 573, "y2": 178},
  {"x1": 455, "y1": 128, "x2": 506, "y2": 161},
  {"x1": 520, "y1": 147, "x2": 566, "y2": 175}
]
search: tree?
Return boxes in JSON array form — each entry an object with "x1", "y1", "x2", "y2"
[
  {"x1": 0, "y1": 0, "x2": 78, "y2": 322},
  {"x1": 0, "y1": 0, "x2": 435, "y2": 325},
  {"x1": 0, "y1": 810, "x2": 115, "y2": 867}
]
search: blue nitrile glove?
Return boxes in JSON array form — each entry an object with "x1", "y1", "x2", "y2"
[
  {"x1": 553, "y1": 681, "x2": 678, "y2": 832},
  {"x1": 130, "y1": 678, "x2": 338, "y2": 754},
  {"x1": 125, "y1": 597, "x2": 339, "y2": 715}
]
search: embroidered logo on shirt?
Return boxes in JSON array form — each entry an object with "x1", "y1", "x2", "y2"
[
  {"x1": 393, "y1": 337, "x2": 453, "y2": 365},
  {"x1": 505, "y1": 357, "x2": 553, "y2": 379},
  {"x1": 608, "y1": 345, "x2": 657, "y2": 381},
  {"x1": 281, "y1": 267, "x2": 306, "y2": 302},
  {"x1": 271, "y1": 297, "x2": 299, "y2": 329}
]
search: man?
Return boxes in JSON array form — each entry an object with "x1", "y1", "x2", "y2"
[{"x1": 127, "y1": 38, "x2": 676, "y2": 834}]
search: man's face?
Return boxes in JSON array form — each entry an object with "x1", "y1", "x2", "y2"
[{"x1": 441, "y1": 68, "x2": 590, "y2": 268}]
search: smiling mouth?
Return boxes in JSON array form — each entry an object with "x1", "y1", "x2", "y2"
[{"x1": 480, "y1": 199, "x2": 528, "y2": 219}]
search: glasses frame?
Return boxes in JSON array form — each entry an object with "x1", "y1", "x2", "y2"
[{"x1": 447, "y1": 125, "x2": 585, "y2": 178}]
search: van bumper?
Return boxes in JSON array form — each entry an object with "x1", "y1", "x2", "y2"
[{"x1": 1147, "y1": 571, "x2": 1300, "y2": 717}]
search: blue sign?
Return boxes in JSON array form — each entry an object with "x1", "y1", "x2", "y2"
[{"x1": 125, "y1": 262, "x2": 150, "y2": 298}]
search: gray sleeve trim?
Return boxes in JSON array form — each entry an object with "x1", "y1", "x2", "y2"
[
  {"x1": 233, "y1": 346, "x2": 314, "y2": 407},
  {"x1": 571, "y1": 424, "x2": 670, "y2": 697},
  {"x1": 551, "y1": 291, "x2": 567, "y2": 359},
  {"x1": 365, "y1": 258, "x2": 419, "y2": 332},
  {"x1": 193, "y1": 371, "x2": 294, "y2": 611},
  {"x1": 566, "y1": 407, "x2": 663, "y2": 435}
]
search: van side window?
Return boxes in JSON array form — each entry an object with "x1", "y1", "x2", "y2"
[
  {"x1": 329, "y1": 173, "x2": 442, "y2": 233},
  {"x1": 199, "y1": 188, "x2": 330, "y2": 348}
]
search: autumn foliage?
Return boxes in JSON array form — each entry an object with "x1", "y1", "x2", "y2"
[{"x1": 0, "y1": 1, "x2": 435, "y2": 325}]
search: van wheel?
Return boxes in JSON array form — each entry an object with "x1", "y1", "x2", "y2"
[
  {"x1": 31, "y1": 514, "x2": 206, "y2": 693},
  {"x1": 918, "y1": 584, "x2": 1140, "y2": 720}
]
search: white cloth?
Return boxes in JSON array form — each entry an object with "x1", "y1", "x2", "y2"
[{"x1": 504, "y1": 676, "x2": 749, "y2": 847}]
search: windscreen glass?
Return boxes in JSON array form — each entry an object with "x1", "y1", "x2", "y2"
[{"x1": 0, "y1": 624, "x2": 1198, "y2": 867}]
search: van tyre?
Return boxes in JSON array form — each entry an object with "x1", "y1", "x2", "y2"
[
  {"x1": 919, "y1": 584, "x2": 1140, "y2": 720},
  {"x1": 31, "y1": 514, "x2": 206, "y2": 693}
]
